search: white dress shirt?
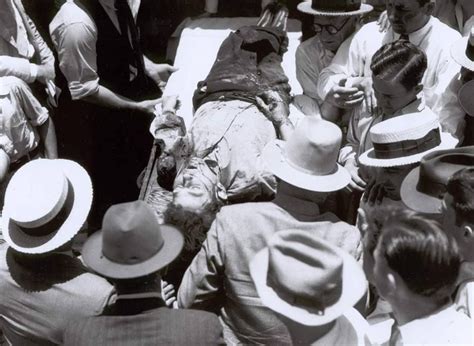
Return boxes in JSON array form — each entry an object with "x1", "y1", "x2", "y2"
[
  {"x1": 49, "y1": 0, "x2": 140, "y2": 100},
  {"x1": 317, "y1": 17, "x2": 465, "y2": 141}
]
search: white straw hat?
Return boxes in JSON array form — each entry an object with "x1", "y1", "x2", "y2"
[
  {"x1": 359, "y1": 112, "x2": 457, "y2": 168},
  {"x1": 451, "y1": 27, "x2": 474, "y2": 71},
  {"x1": 297, "y1": 0, "x2": 373, "y2": 16},
  {"x1": 3, "y1": 159, "x2": 93, "y2": 254}
]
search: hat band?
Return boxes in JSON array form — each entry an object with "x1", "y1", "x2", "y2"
[
  {"x1": 312, "y1": 0, "x2": 361, "y2": 12},
  {"x1": 417, "y1": 177, "x2": 446, "y2": 199},
  {"x1": 372, "y1": 128, "x2": 441, "y2": 159},
  {"x1": 15, "y1": 179, "x2": 75, "y2": 238}
]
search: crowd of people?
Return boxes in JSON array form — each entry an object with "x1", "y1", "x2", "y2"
[{"x1": 0, "y1": 0, "x2": 473, "y2": 345}]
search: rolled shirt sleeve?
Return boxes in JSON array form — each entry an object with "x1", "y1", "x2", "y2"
[{"x1": 50, "y1": 9, "x2": 100, "y2": 100}]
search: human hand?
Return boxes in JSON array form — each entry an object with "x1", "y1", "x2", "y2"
[
  {"x1": 347, "y1": 77, "x2": 376, "y2": 115},
  {"x1": 36, "y1": 64, "x2": 55, "y2": 84},
  {"x1": 325, "y1": 78, "x2": 365, "y2": 109},
  {"x1": 377, "y1": 10, "x2": 390, "y2": 33},
  {"x1": 345, "y1": 159, "x2": 367, "y2": 192},
  {"x1": 136, "y1": 97, "x2": 162, "y2": 115},
  {"x1": 255, "y1": 90, "x2": 290, "y2": 127},
  {"x1": 161, "y1": 280, "x2": 178, "y2": 309},
  {"x1": 147, "y1": 64, "x2": 179, "y2": 88},
  {"x1": 363, "y1": 177, "x2": 388, "y2": 206}
]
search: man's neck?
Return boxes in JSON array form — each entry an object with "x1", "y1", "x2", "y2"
[
  {"x1": 391, "y1": 295, "x2": 449, "y2": 326},
  {"x1": 402, "y1": 16, "x2": 431, "y2": 36},
  {"x1": 288, "y1": 321, "x2": 336, "y2": 344},
  {"x1": 273, "y1": 193, "x2": 321, "y2": 221}
]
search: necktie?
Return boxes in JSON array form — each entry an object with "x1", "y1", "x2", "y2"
[{"x1": 115, "y1": 0, "x2": 145, "y2": 80}]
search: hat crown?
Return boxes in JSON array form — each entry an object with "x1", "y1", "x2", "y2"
[
  {"x1": 6, "y1": 160, "x2": 69, "y2": 228},
  {"x1": 284, "y1": 118, "x2": 341, "y2": 177},
  {"x1": 102, "y1": 201, "x2": 164, "y2": 266},
  {"x1": 311, "y1": 0, "x2": 361, "y2": 12},
  {"x1": 267, "y1": 231, "x2": 344, "y2": 312}
]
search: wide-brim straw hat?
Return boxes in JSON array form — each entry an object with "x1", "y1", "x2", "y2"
[
  {"x1": 3, "y1": 159, "x2": 93, "y2": 254},
  {"x1": 297, "y1": 0, "x2": 373, "y2": 16},
  {"x1": 359, "y1": 112, "x2": 458, "y2": 168},
  {"x1": 451, "y1": 27, "x2": 474, "y2": 71},
  {"x1": 263, "y1": 117, "x2": 350, "y2": 192}
]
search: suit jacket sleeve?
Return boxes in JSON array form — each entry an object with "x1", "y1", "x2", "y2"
[{"x1": 177, "y1": 216, "x2": 225, "y2": 310}]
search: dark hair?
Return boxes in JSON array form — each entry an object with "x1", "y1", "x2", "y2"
[
  {"x1": 378, "y1": 208, "x2": 461, "y2": 299},
  {"x1": 370, "y1": 40, "x2": 427, "y2": 90},
  {"x1": 446, "y1": 167, "x2": 474, "y2": 226},
  {"x1": 164, "y1": 202, "x2": 219, "y2": 252}
]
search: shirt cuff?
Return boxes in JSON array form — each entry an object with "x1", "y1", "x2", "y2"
[
  {"x1": 69, "y1": 78, "x2": 100, "y2": 100},
  {"x1": 29, "y1": 63, "x2": 38, "y2": 83},
  {"x1": 30, "y1": 107, "x2": 49, "y2": 127}
]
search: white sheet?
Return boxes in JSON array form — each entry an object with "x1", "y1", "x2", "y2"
[{"x1": 163, "y1": 17, "x2": 303, "y2": 127}]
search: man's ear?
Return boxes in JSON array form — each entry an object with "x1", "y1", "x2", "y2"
[
  {"x1": 386, "y1": 272, "x2": 398, "y2": 295},
  {"x1": 463, "y1": 225, "x2": 474, "y2": 239}
]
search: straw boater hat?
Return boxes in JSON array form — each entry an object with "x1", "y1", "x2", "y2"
[
  {"x1": 451, "y1": 27, "x2": 474, "y2": 71},
  {"x1": 3, "y1": 159, "x2": 93, "y2": 254},
  {"x1": 358, "y1": 112, "x2": 457, "y2": 168},
  {"x1": 400, "y1": 147, "x2": 474, "y2": 214},
  {"x1": 263, "y1": 117, "x2": 350, "y2": 192},
  {"x1": 250, "y1": 230, "x2": 366, "y2": 326},
  {"x1": 82, "y1": 201, "x2": 183, "y2": 279},
  {"x1": 297, "y1": 0, "x2": 373, "y2": 16}
]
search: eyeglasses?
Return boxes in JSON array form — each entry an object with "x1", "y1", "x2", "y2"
[{"x1": 313, "y1": 17, "x2": 351, "y2": 35}]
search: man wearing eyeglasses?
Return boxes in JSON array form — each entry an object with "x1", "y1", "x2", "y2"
[{"x1": 294, "y1": 0, "x2": 373, "y2": 120}]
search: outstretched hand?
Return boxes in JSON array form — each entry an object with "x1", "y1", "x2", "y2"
[
  {"x1": 147, "y1": 63, "x2": 179, "y2": 88},
  {"x1": 161, "y1": 280, "x2": 178, "y2": 309}
]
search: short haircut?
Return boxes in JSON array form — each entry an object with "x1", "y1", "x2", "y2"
[
  {"x1": 446, "y1": 167, "x2": 474, "y2": 226},
  {"x1": 377, "y1": 208, "x2": 461, "y2": 299},
  {"x1": 370, "y1": 40, "x2": 427, "y2": 90}
]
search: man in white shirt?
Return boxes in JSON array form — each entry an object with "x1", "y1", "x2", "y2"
[
  {"x1": 317, "y1": 0, "x2": 465, "y2": 142},
  {"x1": 49, "y1": 0, "x2": 178, "y2": 228},
  {"x1": 294, "y1": 0, "x2": 372, "y2": 120},
  {"x1": 371, "y1": 208, "x2": 472, "y2": 345}
]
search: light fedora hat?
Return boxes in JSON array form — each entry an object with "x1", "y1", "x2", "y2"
[
  {"x1": 451, "y1": 27, "x2": 474, "y2": 71},
  {"x1": 82, "y1": 200, "x2": 183, "y2": 279},
  {"x1": 263, "y1": 117, "x2": 350, "y2": 192},
  {"x1": 458, "y1": 80, "x2": 474, "y2": 117},
  {"x1": 401, "y1": 146, "x2": 474, "y2": 214},
  {"x1": 250, "y1": 229, "x2": 366, "y2": 326},
  {"x1": 297, "y1": 0, "x2": 373, "y2": 16},
  {"x1": 359, "y1": 112, "x2": 457, "y2": 168},
  {"x1": 3, "y1": 159, "x2": 93, "y2": 254}
]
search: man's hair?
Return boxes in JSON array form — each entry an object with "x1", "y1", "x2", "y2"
[
  {"x1": 446, "y1": 167, "x2": 474, "y2": 226},
  {"x1": 378, "y1": 208, "x2": 461, "y2": 299},
  {"x1": 164, "y1": 202, "x2": 220, "y2": 252},
  {"x1": 370, "y1": 40, "x2": 427, "y2": 90}
]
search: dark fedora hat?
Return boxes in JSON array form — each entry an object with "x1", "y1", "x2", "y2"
[
  {"x1": 297, "y1": 0, "x2": 372, "y2": 16},
  {"x1": 401, "y1": 147, "x2": 474, "y2": 214},
  {"x1": 82, "y1": 201, "x2": 183, "y2": 279}
]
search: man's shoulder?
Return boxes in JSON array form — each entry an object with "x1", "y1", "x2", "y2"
[
  {"x1": 50, "y1": 1, "x2": 95, "y2": 34},
  {"x1": 217, "y1": 202, "x2": 280, "y2": 220},
  {"x1": 430, "y1": 17, "x2": 462, "y2": 41},
  {"x1": 354, "y1": 21, "x2": 382, "y2": 41}
]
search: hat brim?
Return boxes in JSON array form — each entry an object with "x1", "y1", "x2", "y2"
[
  {"x1": 451, "y1": 37, "x2": 474, "y2": 71},
  {"x1": 3, "y1": 159, "x2": 93, "y2": 254},
  {"x1": 263, "y1": 140, "x2": 351, "y2": 192},
  {"x1": 249, "y1": 247, "x2": 366, "y2": 326},
  {"x1": 297, "y1": 1, "x2": 373, "y2": 16},
  {"x1": 400, "y1": 166, "x2": 443, "y2": 214},
  {"x1": 358, "y1": 132, "x2": 458, "y2": 168},
  {"x1": 82, "y1": 224, "x2": 184, "y2": 279}
]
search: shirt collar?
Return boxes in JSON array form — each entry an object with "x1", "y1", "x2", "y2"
[
  {"x1": 398, "y1": 305, "x2": 456, "y2": 341},
  {"x1": 99, "y1": 0, "x2": 140, "y2": 19},
  {"x1": 392, "y1": 17, "x2": 433, "y2": 46},
  {"x1": 397, "y1": 96, "x2": 426, "y2": 116}
]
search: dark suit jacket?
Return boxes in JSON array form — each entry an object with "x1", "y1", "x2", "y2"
[{"x1": 63, "y1": 299, "x2": 225, "y2": 346}]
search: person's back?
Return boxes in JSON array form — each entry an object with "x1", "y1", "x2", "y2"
[
  {"x1": 0, "y1": 245, "x2": 113, "y2": 345},
  {"x1": 63, "y1": 306, "x2": 223, "y2": 346}
]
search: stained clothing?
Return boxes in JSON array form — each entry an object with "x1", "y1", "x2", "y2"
[
  {"x1": 0, "y1": 246, "x2": 114, "y2": 345},
  {"x1": 178, "y1": 201, "x2": 362, "y2": 344},
  {"x1": 50, "y1": 0, "x2": 159, "y2": 226},
  {"x1": 193, "y1": 25, "x2": 291, "y2": 111},
  {"x1": 63, "y1": 296, "x2": 225, "y2": 346}
]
